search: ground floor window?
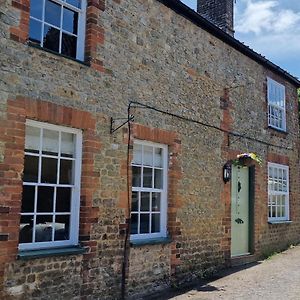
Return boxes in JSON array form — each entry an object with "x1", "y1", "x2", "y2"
[
  {"x1": 19, "y1": 120, "x2": 82, "y2": 250},
  {"x1": 130, "y1": 140, "x2": 168, "y2": 240},
  {"x1": 268, "y1": 163, "x2": 289, "y2": 221}
]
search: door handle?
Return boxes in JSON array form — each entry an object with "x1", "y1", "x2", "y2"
[
  {"x1": 235, "y1": 218, "x2": 244, "y2": 224},
  {"x1": 238, "y1": 182, "x2": 241, "y2": 193}
]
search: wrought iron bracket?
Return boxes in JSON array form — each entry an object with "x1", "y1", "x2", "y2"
[{"x1": 110, "y1": 115, "x2": 134, "y2": 134}]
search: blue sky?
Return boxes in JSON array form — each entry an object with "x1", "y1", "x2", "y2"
[{"x1": 180, "y1": 0, "x2": 300, "y2": 79}]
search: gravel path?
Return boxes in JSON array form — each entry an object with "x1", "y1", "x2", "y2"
[{"x1": 153, "y1": 245, "x2": 300, "y2": 300}]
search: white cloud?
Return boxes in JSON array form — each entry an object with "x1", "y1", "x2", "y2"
[
  {"x1": 235, "y1": 0, "x2": 300, "y2": 78},
  {"x1": 236, "y1": 0, "x2": 300, "y2": 34}
]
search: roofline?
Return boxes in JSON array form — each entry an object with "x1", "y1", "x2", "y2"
[{"x1": 157, "y1": 0, "x2": 300, "y2": 87}]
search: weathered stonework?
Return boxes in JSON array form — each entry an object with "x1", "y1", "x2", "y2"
[{"x1": 0, "y1": 0, "x2": 299, "y2": 299}]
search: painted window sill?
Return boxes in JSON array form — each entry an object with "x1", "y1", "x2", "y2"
[
  {"x1": 130, "y1": 237, "x2": 172, "y2": 247},
  {"x1": 268, "y1": 220, "x2": 292, "y2": 225},
  {"x1": 18, "y1": 246, "x2": 86, "y2": 260},
  {"x1": 267, "y1": 126, "x2": 288, "y2": 135},
  {"x1": 28, "y1": 42, "x2": 89, "y2": 67}
]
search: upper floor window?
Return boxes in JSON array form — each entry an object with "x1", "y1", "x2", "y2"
[
  {"x1": 29, "y1": 0, "x2": 86, "y2": 61},
  {"x1": 268, "y1": 163, "x2": 289, "y2": 222},
  {"x1": 131, "y1": 141, "x2": 168, "y2": 240},
  {"x1": 267, "y1": 78, "x2": 286, "y2": 131},
  {"x1": 19, "y1": 120, "x2": 82, "y2": 250}
]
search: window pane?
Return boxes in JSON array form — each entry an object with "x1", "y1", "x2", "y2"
[
  {"x1": 60, "y1": 159, "x2": 74, "y2": 184},
  {"x1": 54, "y1": 215, "x2": 70, "y2": 241},
  {"x1": 63, "y1": 7, "x2": 78, "y2": 34},
  {"x1": 141, "y1": 192, "x2": 150, "y2": 212},
  {"x1": 132, "y1": 144, "x2": 142, "y2": 165},
  {"x1": 30, "y1": 0, "x2": 43, "y2": 19},
  {"x1": 35, "y1": 215, "x2": 53, "y2": 242},
  {"x1": 61, "y1": 33, "x2": 77, "y2": 58},
  {"x1": 19, "y1": 215, "x2": 34, "y2": 243},
  {"x1": 56, "y1": 187, "x2": 71, "y2": 212},
  {"x1": 154, "y1": 148, "x2": 162, "y2": 167},
  {"x1": 42, "y1": 129, "x2": 59, "y2": 155},
  {"x1": 66, "y1": 0, "x2": 81, "y2": 8},
  {"x1": 131, "y1": 191, "x2": 138, "y2": 212},
  {"x1": 152, "y1": 192, "x2": 161, "y2": 212},
  {"x1": 25, "y1": 125, "x2": 40, "y2": 153},
  {"x1": 132, "y1": 166, "x2": 141, "y2": 187},
  {"x1": 131, "y1": 214, "x2": 138, "y2": 234},
  {"x1": 29, "y1": 19, "x2": 42, "y2": 45},
  {"x1": 151, "y1": 214, "x2": 160, "y2": 233},
  {"x1": 37, "y1": 186, "x2": 54, "y2": 212},
  {"x1": 282, "y1": 205, "x2": 285, "y2": 217},
  {"x1": 140, "y1": 214, "x2": 150, "y2": 234},
  {"x1": 41, "y1": 157, "x2": 58, "y2": 183},
  {"x1": 61, "y1": 132, "x2": 75, "y2": 157},
  {"x1": 45, "y1": 0, "x2": 61, "y2": 27},
  {"x1": 143, "y1": 146, "x2": 153, "y2": 166},
  {"x1": 154, "y1": 169, "x2": 163, "y2": 189},
  {"x1": 21, "y1": 186, "x2": 35, "y2": 213},
  {"x1": 43, "y1": 25, "x2": 60, "y2": 53},
  {"x1": 23, "y1": 155, "x2": 39, "y2": 182},
  {"x1": 143, "y1": 167, "x2": 152, "y2": 188}
]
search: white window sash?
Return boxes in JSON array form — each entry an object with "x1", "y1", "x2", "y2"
[
  {"x1": 268, "y1": 163, "x2": 289, "y2": 221},
  {"x1": 29, "y1": 0, "x2": 86, "y2": 61},
  {"x1": 130, "y1": 140, "x2": 168, "y2": 240},
  {"x1": 19, "y1": 120, "x2": 82, "y2": 251},
  {"x1": 267, "y1": 77, "x2": 286, "y2": 131}
]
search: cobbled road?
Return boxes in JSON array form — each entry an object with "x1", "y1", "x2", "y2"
[{"x1": 152, "y1": 245, "x2": 300, "y2": 300}]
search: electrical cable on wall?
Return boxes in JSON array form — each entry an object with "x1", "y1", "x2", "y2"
[{"x1": 129, "y1": 101, "x2": 294, "y2": 150}]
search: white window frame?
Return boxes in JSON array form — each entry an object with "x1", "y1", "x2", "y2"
[
  {"x1": 268, "y1": 162, "x2": 289, "y2": 222},
  {"x1": 29, "y1": 0, "x2": 86, "y2": 61},
  {"x1": 267, "y1": 77, "x2": 286, "y2": 131},
  {"x1": 130, "y1": 140, "x2": 168, "y2": 241},
  {"x1": 19, "y1": 120, "x2": 82, "y2": 250}
]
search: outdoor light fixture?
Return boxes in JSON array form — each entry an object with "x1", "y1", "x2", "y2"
[{"x1": 223, "y1": 162, "x2": 232, "y2": 183}]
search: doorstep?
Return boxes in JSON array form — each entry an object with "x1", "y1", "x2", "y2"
[{"x1": 231, "y1": 254, "x2": 257, "y2": 267}]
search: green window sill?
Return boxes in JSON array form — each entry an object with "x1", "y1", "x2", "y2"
[
  {"x1": 18, "y1": 246, "x2": 86, "y2": 260},
  {"x1": 130, "y1": 237, "x2": 172, "y2": 247},
  {"x1": 268, "y1": 220, "x2": 292, "y2": 225}
]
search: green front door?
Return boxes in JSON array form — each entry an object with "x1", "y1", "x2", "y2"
[{"x1": 231, "y1": 166, "x2": 250, "y2": 257}]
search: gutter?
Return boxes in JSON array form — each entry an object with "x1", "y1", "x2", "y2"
[{"x1": 157, "y1": 0, "x2": 300, "y2": 87}]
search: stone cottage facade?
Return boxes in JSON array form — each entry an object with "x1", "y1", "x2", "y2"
[{"x1": 0, "y1": 0, "x2": 300, "y2": 299}]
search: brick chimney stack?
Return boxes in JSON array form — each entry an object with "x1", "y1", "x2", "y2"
[{"x1": 197, "y1": 0, "x2": 235, "y2": 36}]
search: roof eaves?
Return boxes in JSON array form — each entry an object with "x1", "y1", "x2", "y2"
[{"x1": 157, "y1": 0, "x2": 300, "y2": 87}]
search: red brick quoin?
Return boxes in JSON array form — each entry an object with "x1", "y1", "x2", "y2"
[
  {"x1": 10, "y1": 0, "x2": 106, "y2": 72},
  {"x1": 0, "y1": 97, "x2": 101, "y2": 297}
]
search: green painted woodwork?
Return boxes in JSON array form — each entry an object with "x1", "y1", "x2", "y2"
[
  {"x1": 231, "y1": 166, "x2": 250, "y2": 257},
  {"x1": 18, "y1": 246, "x2": 86, "y2": 260}
]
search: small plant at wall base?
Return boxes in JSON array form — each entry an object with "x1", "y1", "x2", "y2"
[{"x1": 233, "y1": 153, "x2": 263, "y2": 167}]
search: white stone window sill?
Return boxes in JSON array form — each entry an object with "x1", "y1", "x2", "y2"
[{"x1": 268, "y1": 220, "x2": 292, "y2": 225}]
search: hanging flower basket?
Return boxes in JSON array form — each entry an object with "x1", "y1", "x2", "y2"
[{"x1": 233, "y1": 153, "x2": 262, "y2": 167}]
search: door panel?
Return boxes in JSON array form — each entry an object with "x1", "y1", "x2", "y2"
[{"x1": 231, "y1": 166, "x2": 249, "y2": 257}]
